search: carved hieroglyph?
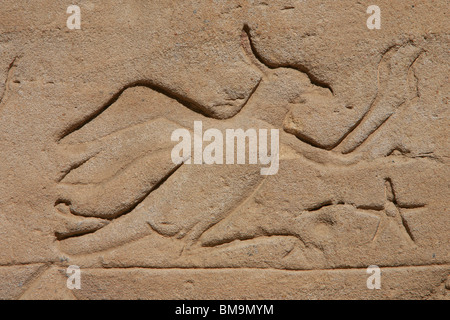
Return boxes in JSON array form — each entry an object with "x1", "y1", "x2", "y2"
[{"x1": 0, "y1": 0, "x2": 448, "y2": 299}]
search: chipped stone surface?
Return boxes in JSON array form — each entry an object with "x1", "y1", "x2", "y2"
[{"x1": 0, "y1": 0, "x2": 448, "y2": 299}]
